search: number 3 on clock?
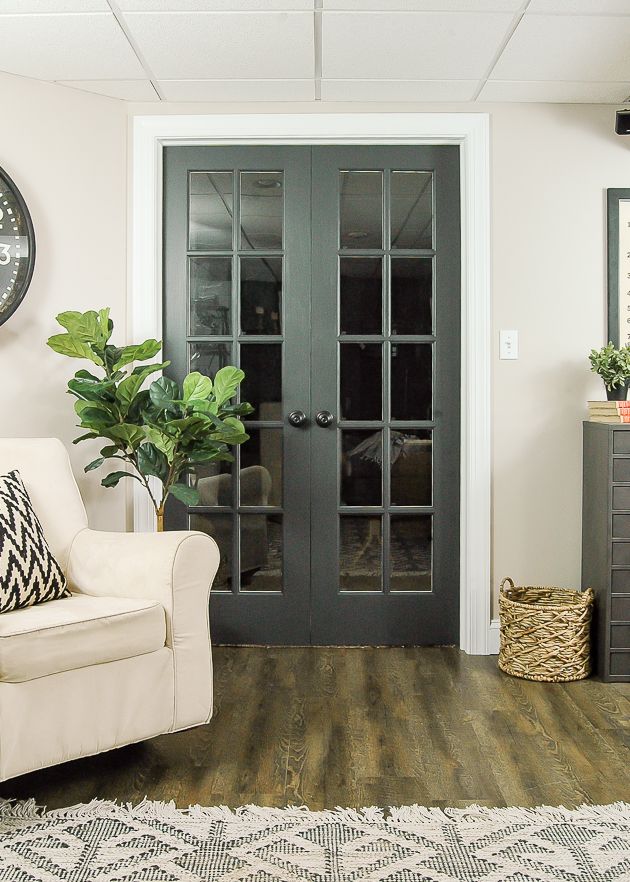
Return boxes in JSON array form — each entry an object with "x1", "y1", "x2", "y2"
[{"x1": 0, "y1": 244, "x2": 11, "y2": 266}]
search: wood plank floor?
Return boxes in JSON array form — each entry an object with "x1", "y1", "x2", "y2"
[{"x1": 1, "y1": 647, "x2": 629, "y2": 810}]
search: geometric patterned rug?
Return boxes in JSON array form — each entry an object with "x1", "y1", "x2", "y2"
[{"x1": 0, "y1": 799, "x2": 628, "y2": 881}]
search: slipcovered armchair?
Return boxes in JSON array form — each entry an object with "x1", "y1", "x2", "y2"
[{"x1": 0, "y1": 438, "x2": 219, "y2": 782}]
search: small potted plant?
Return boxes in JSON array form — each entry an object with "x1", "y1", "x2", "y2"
[
  {"x1": 47, "y1": 308, "x2": 252, "y2": 530},
  {"x1": 589, "y1": 342, "x2": 630, "y2": 401}
]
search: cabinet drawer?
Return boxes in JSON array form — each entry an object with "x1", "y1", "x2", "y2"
[
  {"x1": 609, "y1": 652, "x2": 630, "y2": 676},
  {"x1": 612, "y1": 514, "x2": 630, "y2": 537},
  {"x1": 613, "y1": 459, "x2": 630, "y2": 482},
  {"x1": 613, "y1": 486, "x2": 630, "y2": 509},
  {"x1": 612, "y1": 570, "x2": 630, "y2": 592},
  {"x1": 611, "y1": 625, "x2": 630, "y2": 647},
  {"x1": 611, "y1": 596, "x2": 630, "y2": 619},
  {"x1": 613, "y1": 431, "x2": 630, "y2": 454},
  {"x1": 612, "y1": 543, "x2": 630, "y2": 566}
]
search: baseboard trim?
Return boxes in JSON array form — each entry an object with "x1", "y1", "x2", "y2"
[{"x1": 488, "y1": 618, "x2": 500, "y2": 655}]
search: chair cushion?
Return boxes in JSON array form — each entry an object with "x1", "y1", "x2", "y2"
[
  {"x1": 0, "y1": 593, "x2": 166, "y2": 683},
  {"x1": 0, "y1": 470, "x2": 70, "y2": 613}
]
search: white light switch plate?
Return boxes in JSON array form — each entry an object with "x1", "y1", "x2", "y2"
[{"x1": 500, "y1": 330, "x2": 518, "y2": 360}]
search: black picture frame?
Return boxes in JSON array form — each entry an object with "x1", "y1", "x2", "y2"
[
  {"x1": 607, "y1": 188, "x2": 630, "y2": 347},
  {"x1": 0, "y1": 164, "x2": 36, "y2": 327}
]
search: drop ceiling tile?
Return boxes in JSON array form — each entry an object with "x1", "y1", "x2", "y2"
[
  {"x1": 323, "y1": 0, "x2": 521, "y2": 9},
  {"x1": 478, "y1": 80, "x2": 630, "y2": 103},
  {"x1": 123, "y1": 12, "x2": 314, "y2": 79},
  {"x1": 58, "y1": 79, "x2": 159, "y2": 100},
  {"x1": 321, "y1": 78, "x2": 478, "y2": 101},
  {"x1": 322, "y1": 12, "x2": 514, "y2": 79},
  {"x1": 527, "y1": 0, "x2": 630, "y2": 12},
  {"x1": 118, "y1": 1, "x2": 313, "y2": 8},
  {"x1": 491, "y1": 14, "x2": 630, "y2": 81},
  {"x1": 0, "y1": 1, "x2": 107, "y2": 10},
  {"x1": 0, "y1": 13, "x2": 146, "y2": 80},
  {"x1": 159, "y1": 79, "x2": 316, "y2": 101}
]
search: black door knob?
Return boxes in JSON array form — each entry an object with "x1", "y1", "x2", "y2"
[
  {"x1": 288, "y1": 410, "x2": 308, "y2": 427},
  {"x1": 315, "y1": 410, "x2": 334, "y2": 428}
]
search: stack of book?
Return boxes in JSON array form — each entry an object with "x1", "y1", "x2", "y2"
[{"x1": 588, "y1": 401, "x2": 630, "y2": 422}]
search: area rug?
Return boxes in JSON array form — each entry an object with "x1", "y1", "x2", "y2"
[{"x1": 0, "y1": 799, "x2": 628, "y2": 881}]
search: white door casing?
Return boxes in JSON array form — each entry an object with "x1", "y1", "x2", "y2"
[{"x1": 130, "y1": 112, "x2": 491, "y2": 654}]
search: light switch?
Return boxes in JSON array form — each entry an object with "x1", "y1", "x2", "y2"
[{"x1": 500, "y1": 330, "x2": 518, "y2": 360}]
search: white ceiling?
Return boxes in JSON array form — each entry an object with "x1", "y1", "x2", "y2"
[{"x1": 1, "y1": 0, "x2": 629, "y2": 104}]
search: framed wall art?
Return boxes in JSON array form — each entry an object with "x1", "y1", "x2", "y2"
[{"x1": 607, "y1": 188, "x2": 630, "y2": 347}]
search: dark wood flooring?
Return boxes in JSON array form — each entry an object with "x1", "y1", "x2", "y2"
[{"x1": 1, "y1": 647, "x2": 629, "y2": 810}]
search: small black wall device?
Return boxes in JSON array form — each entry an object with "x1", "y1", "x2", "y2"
[{"x1": 616, "y1": 109, "x2": 630, "y2": 135}]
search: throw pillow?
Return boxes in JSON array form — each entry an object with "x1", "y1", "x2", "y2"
[{"x1": 0, "y1": 470, "x2": 70, "y2": 613}]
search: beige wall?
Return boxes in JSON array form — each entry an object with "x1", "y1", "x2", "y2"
[
  {"x1": 0, "y1": 73, "x2": 128, "y2": 530},
  {"x1": 2, "y1": 75, "x2": 628, "y2": 615}
]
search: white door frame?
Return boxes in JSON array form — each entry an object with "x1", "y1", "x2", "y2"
[{"x1": 131, "y1": 112, "x2": 492, "y2": 655}]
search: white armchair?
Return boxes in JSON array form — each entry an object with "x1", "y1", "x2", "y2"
[{"x1": 0, "y1": 438, "x2": 219, "y2": 782}]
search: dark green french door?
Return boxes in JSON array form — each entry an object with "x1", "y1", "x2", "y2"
[{"x1": 163, "y1": 144, "x2": 460, "y2": 646}]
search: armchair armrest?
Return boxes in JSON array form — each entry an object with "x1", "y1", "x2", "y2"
[{"x1": 67, "y1": 528, "x2": 219, "y2": 730}]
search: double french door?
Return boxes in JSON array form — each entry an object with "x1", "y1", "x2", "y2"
[{"x1": 163, "y1": 145, "x2": 460, "y2": 646}]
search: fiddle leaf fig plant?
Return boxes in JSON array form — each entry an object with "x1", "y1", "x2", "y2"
[
  {"x1": 47, "y1": 309, "x2": 252, "y2": 529},
  {"x1": 589, "y1": 342, "x2": 630, "y2": 391}
]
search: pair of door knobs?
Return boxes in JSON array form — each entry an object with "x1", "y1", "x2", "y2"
[{"x1": 288, "y1": 410, "x2": 334, "y2": 428}]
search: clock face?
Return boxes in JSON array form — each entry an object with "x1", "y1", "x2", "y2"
[{"x1": 0, "y1": 166, "x2": 35, "y2": 326}]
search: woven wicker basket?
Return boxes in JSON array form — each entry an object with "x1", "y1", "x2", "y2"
[{"x1": 498, "y1": 577, "x2": 594, "y2": 682}]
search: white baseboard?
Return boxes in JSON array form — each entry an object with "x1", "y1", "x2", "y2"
[{"x1": 488, "y1": 618, "x2": 500, "y2": 655}]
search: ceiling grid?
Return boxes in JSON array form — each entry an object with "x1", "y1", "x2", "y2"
[{"x1": 0, "y1": 0, "x2": 628, "y2": 104}]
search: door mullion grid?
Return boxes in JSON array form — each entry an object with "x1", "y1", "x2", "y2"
[
  {"x1": 233, "y1": 168, "x2": 241, "y2": 593},
  {"x1": 383, "y1": 167, "x2": 391, "y2": 595}
]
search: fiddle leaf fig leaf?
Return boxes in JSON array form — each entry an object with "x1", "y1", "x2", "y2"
[
  {"x1": 213, "y1": 366, "x2": 244, "y2": 406},
  {"x1": 169, "y1": 483, "x2": 200, "y2": 507},
  {"x1": 149, "y1": 376, "x2": 180, "y2": 412},
  {"x1": 47, "y1": 334, "x2": 104, "y2": 366},
  {"x1": 183, "y1": 371, "x2": 213, "y2": 402},
  {"x1": 143, "y1": 427, "x2": 176, "y2": 461},
  {"x1": 84, "y1": 457, "x2": 104, "y2": 473},
  {"x1": 55, "y1": 311, "x2": 102, "y2": 343},
  {"x1": 109, "y1": 423, "x2": 146, "y2": 449},
  {"x1": 101, "y1": 470, "x2": 141, "y2": 488},
  {"x1": 137, "y1": 443, "x2": 169, "y2": 482},
  {"x1": 114, "y1": 339, "x2": 162, "y2": 371}
]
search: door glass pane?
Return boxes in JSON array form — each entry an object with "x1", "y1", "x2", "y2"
[
  {"x1": 340, "y1": 343, "x2": 382, "y2": 421},
  {"x1": 189, "y1": 171, "x2": 233, "y2": 251},
  {"x1": 241, "y1": 428, "x2": 283, "y2": 507},
  {"x1": 340, "y1": 516, "x2": 382, "y2": 592},
  {"x1": 391, "y1": 171, "x2": 432, "y2": 250},
  {"x1": 389, "y1": 515, "x2": 432, "y2": 591},
  {"x1": 189, "y1": 514, "x2": 233, "y2": 592},
  {"x1": 240, "y1": 172, "x2": 283, "y2": 250},
  {"x1": 341, "y1": 430, "x2": 382, "y2": 506},
  {"x1": 189, "y1": 341, "x2": 232, "y2": 375},
  {"x1": 391, "y1": 258, "x2": 432, "y2": 336},
  {"x1": 340, "y1": 257, "x2": 382, "y2": 335},
  {"x1": 340, "y1": 171, "x2": 383, "y2": 249},
  {"x1": 240, "y1": 514, "x2": 282, "y2": 592},
  {"x1": 192, "y1": 461, "x2": 233, "y2": 504},
  {"x1": 240, "y1": 257, "x2": 282, "y2": 335},
  {"x1": 240, "y1": 343, "x2": 282, "y2": 419},
  {"x1": 391, "y1": 343, "x2": 432, "y2": 420},
  {"x1": 189, "y1": 257, "x2": 232, "y2": 336},
  {"x1": 391, "y1": 430, "x2": 432, "y2": 506}
]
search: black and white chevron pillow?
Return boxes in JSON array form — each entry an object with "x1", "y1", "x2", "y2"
[{"x1": 0, "y1": 470, "x2": 70, "y2": 613}]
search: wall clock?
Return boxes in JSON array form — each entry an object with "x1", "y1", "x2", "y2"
[
  {"x1": 0, "y1": 166, "x2": 36, "y2": 327},
  {"x1": 607, "y1": 188, "x2": 630, "y2": 348}
]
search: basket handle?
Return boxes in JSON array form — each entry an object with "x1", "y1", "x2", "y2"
[{"x1": 500, "y1": 576, "x2": 516, "y2": 596}]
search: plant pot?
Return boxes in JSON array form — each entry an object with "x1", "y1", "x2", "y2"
[{"x1": 607, "y1": 384, "x2": 629, "y2": 401}]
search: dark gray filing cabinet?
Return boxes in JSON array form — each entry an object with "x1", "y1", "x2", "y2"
[{"x1": 582, "y1": 421, "x2": 630, "y2": 681}]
